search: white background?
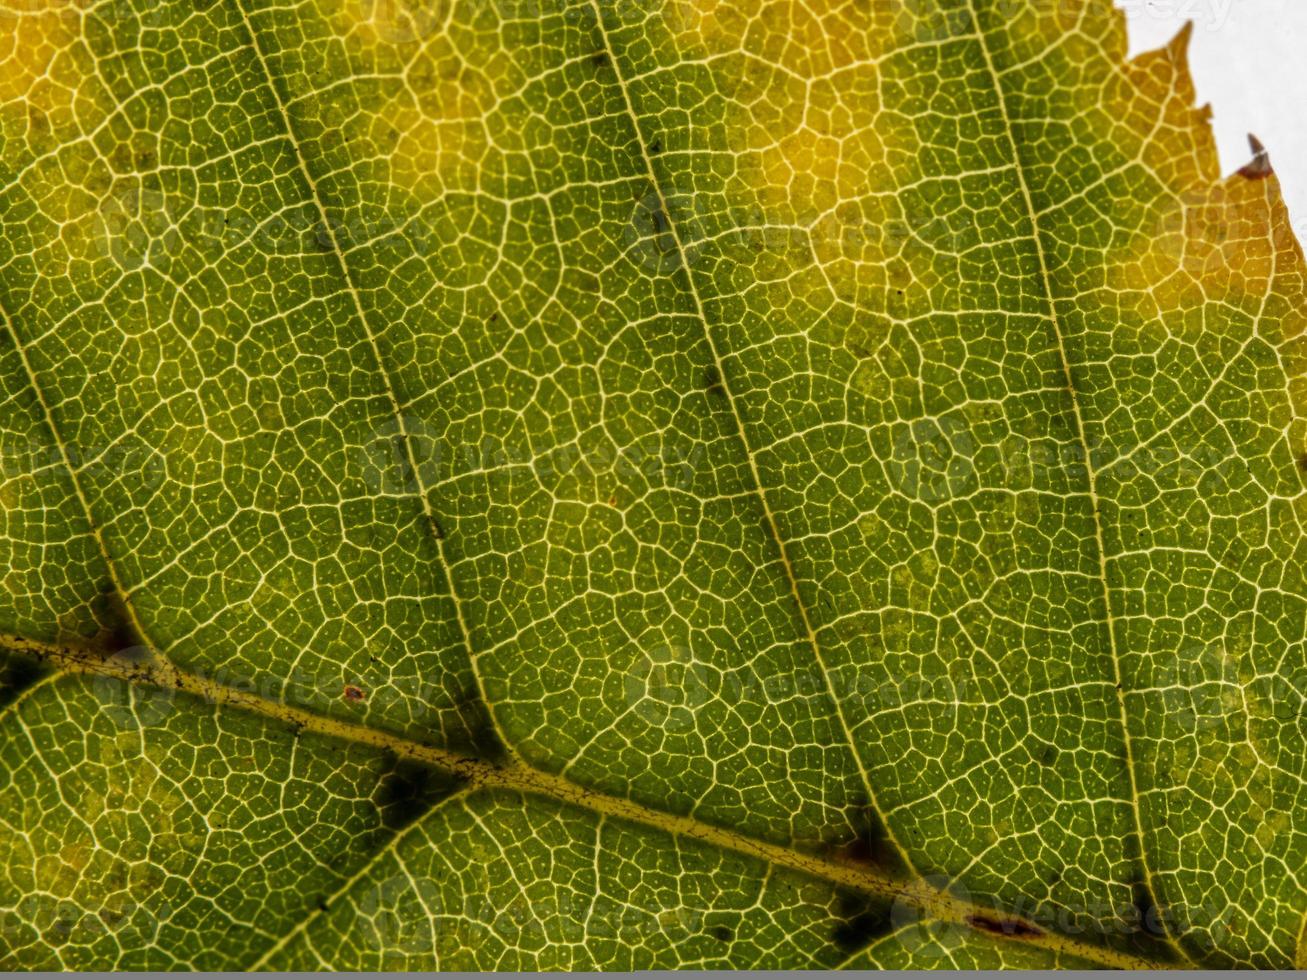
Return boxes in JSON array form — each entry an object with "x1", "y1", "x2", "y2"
[{"x1": 1119, "y1": 0, "x2": 1307, "y2": 244}]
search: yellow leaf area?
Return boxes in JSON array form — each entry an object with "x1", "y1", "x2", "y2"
[
  {"x1": 0, "y1": 3, "x2": 108, "y2": 265},
  {"x1": 3, "y1": 713, "x2": 189, "y2": 934},
  {"x1": 661, "y1": 0, "x2": 938, "y2": 319},
  {"x1": 282, "y1": 0, "x2": 500, "y2": 201},
  {"x1": 663, "y1": 0, "x2": 1306, "y2": 368},
  {"x1": 651, "y1": 0, "x2": 1307, "y2": 965},
  {"x1": 0, "y1": 1, "x2": 85, "y2": 115},
  {"x1": 6, "y1": 2, "x2": 1302, "y2": 351}
]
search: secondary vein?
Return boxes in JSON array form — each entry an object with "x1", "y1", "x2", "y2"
[
  {"x1": 226, "y1": 0, "x2": 508, "y2": 759},
  {"x1": 963, "y1": 1, "x2": 1188, "y2": 963},
  {"x1": 582, "y1": 0, "x2": 911, "y2": 878}
]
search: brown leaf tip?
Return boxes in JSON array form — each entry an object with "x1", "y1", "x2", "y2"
[{"x1": 1238, "y1": 133, "x2": 1273, "y2": 180}]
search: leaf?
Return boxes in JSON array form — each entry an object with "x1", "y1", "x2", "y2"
[{"x1": 0, "y1": 0, "x2": 1303, "y2": 969}]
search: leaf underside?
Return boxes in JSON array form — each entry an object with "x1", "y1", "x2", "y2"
[{"x1": 0, "y1": 0, "x2": 1304, "y2": 970}]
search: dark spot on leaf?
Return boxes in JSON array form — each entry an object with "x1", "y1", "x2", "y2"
[
  {"x1": 99, "y1": 906, "x2": 127, "y2": 929},
  {"x1": 317, "y1": 897, "x2": 330, "y2": 913},
  {"x1": 343, "y1": 684, "x2": 366, "y2": 703},
  {"x1": 46, "y1": 916, "x2": 75, "y2": 942},
  {"x1": 591, "y1": 51, "x2": 609, "y2": 68},
  {"x1": 374, "y1": 756, "x2": 453, "y2": 831},
  {"x1": 833, "y1": 801, "x2": 908, "y2": 876},
  {"x1": 831, "y1": 889, "x2": 892, "y2": 953},
  {"x1": 1033, "y1": 741, "x2": 1058, "y2": 766},
  {"x1": 1296, "y1": 452, "x2": 1307, "y2": 473},
  {"x1": 703, "y1": 365, "x2": 725, "y2": 397},
  {"x1": 99, "y1": 594, "x2": 150, "y2": 656},
  {"x1": 0, "y1": 652, "x2": 44, "y2": 710},
  {"x1": 965, "y1": 914, "x2": 1042, "y2": 939},
  {"x1": 842, "y1": 323, "x2": 877, "y2": 360},
  {"x1": 27, "y1": 104, "x2": 49, "y2": 134},
  {"x1": 836, "y1": 838, "x2": 876, "y2": 867},
  {"x1": 710, "y1": 925, "x2": 732, "y2": 942},
  {"x1": 490, "y1": 312, "x2": 500, "y2": 322},
  {"x1": 649, "y1": 139, "x2": 662, "y2": 154},
  {"x1": 1131, "y1": 878, "x2": 1167, "y2": 937},
  {"x1": 450, "y1": 694, "x2": 507, "y2": 760},
  {"x1": 314, "y1": 222, "x2": 334, "y2": 252},
  {"x1": 432, "y1": 518, "x2": 446, "y2": 540}
]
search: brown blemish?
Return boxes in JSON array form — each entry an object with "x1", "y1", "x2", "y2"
[
  {"x1": 343, "y1": 684, "x2": 366, "y2": 703},
  {"x1": 965, "y1": 913, "x2": 1043, "y2": 939},
  {"x1": 828, "y1": 800, "x2": 907, "y2": 876},
  {"x1": 1237, "y1": 134, "x2": 1273, "y2": 180},
  {"x1": 833, "y1": 837, "x2": 876, "y2": 867}
]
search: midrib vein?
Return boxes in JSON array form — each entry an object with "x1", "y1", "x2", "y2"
[
  {"x1": 1, "y1": 631, "x2": 1164, "y2": 971},
  {"x1": 227, "y1": 0, "x2": 504, "y2": 755},
  {"x1": 964, "y1": 2, "x2": 1187, "y2": 963},
  {"x1": 582, "y1": 0, "x2": 909, "y2": 877}
]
